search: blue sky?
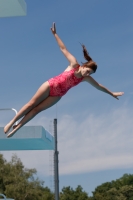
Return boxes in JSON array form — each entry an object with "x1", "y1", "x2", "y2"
[{"x1": 0, "y1": 0, "x2": 133, "y2": 196}]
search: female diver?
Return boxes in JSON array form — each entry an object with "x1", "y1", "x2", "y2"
[{"x1": 4, "y1": 22, "x2": 124, "y2": 138}]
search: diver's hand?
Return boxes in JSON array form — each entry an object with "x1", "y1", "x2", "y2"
[
  {"x1": 51, "y1": 22, "x2": 56, "y2": 35},
  {"x1": 112, "y1": 92, "x2": 124, "y2": 100}
]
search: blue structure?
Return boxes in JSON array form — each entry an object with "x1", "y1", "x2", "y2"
[
  {"x1": 0, "y1": 121, "x2": 59, "y2": 200},
  {"x1": 0, "y1": 126, "x2": 54, "y2": 151},
  {"x1": 0, "y1": 0, "x2": 27, "y2": 17},
  {"x1": 0, "y1": 110, "x2": 58, "y2": 198}
]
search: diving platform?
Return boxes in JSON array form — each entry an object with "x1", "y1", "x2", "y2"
[
  {"x1": 0, "y1": 0, "x2": 27, "y2": 18},
  {"x1": 0, "y1": 126, "x2": 55, "y2": 151}
]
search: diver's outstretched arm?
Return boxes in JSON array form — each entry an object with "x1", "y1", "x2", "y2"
[
  {"x1": 51, "y1": 22, "x2": 78, "y2": 66},
  {"x1": 84, "y1": 76, "x2": 124, "y2": 100}
]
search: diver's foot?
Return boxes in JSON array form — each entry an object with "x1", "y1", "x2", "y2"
[
  {"x1": 13, "y1": 125, "x2": 18, "y2": 129},
  {"x1": 7, "y1": 128, "x2": 17, "y2": 138},
  {"x1": 4, "y1": 122, "x2": 13, "y2": 133}
]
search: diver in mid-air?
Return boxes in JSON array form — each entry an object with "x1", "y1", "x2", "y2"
[{"x1": 4, "y1": 22, "x2": 124, "y2": 138}]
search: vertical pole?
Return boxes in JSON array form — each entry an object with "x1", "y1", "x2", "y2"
[{"x1": 54, "y1": 119, "x2": 59, "y2": 200}]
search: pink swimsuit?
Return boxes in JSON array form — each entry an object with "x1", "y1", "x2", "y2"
[{"x1": 48, "y1": 65, "x2": 83, "y2": 97}]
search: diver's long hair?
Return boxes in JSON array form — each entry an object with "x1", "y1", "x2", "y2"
[{"x1": 81, "y1": 44, "x2": 97, "y2": 73}]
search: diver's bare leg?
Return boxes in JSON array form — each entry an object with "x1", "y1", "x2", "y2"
[
  {"x1": 4, "y1": 81, "x2": 50, "y2": 133},
  {"x1": 7, "y1": 96, "x2": 61, "y2": 138}
]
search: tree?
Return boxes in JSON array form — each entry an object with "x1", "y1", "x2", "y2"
[
  {"x1": 91, "y1": 174, "x2": 133, "y2": 200},
  {"x1": 0, "y1": 154, "x2": 7, "y2": 193},
  {"x1": 60, "y1": 185, "x2": 90, "y2": 200},
  {"x1": 0, "y1": 154, "x2": 54, "y2": 200}
]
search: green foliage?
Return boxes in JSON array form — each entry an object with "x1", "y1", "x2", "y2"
[
  {"x1": 0, "y1": 154, "x2": 54, "y2": 200},
  {"x1": 91, "y1": 174, "x2": 133, "y2": 200},
  {"x1": 60, "y1": 185, "x2": 90, "y2": 200},
  {"x1": 1, "y1": 153, "x2": 133, "y2": 200}
]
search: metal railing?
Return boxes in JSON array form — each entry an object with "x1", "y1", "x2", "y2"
[
  {"x1": 0, "y1": 108, "x2": 18, "y2": 125},
  {"x1": 0, "y1": 193, "x2": 6, "y2": 199},
  {"x1": 0, "y1": 193, "x2": 14, "y2": 200}
]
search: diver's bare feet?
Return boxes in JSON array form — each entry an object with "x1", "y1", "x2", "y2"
[
  {"x1": 7, "y1": 124, "x2": 20, "y2": 138},
  {"x1": 13, "y1": 125, "x2": 18, "y2": 129},
  {"x1": 7, "y1": 128, "x2": 17, "y2": 138},
  {"x1": 4, "y1": 122, "x2": 13, "y2": 133}
]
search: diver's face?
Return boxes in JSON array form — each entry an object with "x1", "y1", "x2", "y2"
[{"x1": 81, "y1": 66, "x2": 94, "y2": 77}]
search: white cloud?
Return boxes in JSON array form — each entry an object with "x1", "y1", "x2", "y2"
[
  {"x1": 1, "y1": 105, "x2": 133, "y2": 177},
  {"x1": 58, "y1": 106, "x2": 133, "y2": 175}
]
